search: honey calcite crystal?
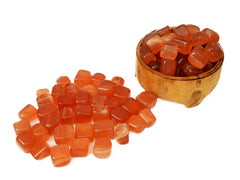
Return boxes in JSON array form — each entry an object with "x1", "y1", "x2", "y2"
[
  {"x1": 14, "y1": 69, "x2": 158, "y2": 167},
  {"x1": 139, "y1": 24, "x2": 223, "y2": 76}
]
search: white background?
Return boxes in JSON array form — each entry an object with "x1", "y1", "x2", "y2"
[{"x1": 0, "y1": 0, "x2": 239, "y2": 179}]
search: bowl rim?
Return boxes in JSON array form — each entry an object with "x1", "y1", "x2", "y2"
[{"x1": 136, "y1": 40, "x2": 224, "y2": 81}]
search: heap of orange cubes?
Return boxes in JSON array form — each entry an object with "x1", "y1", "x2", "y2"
[
  {"x1": 13, "y1": 70, "x2": 157, "y2": 167},
  {"x1": 139, "y1": 24, "x2": 223, "y2": 76}
]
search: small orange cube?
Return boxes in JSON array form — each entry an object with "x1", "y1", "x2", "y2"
[
  {"x1": 56, "y1": 76, "x2": 71, "y2": 88},
  {"x1": 74, "y1": 70, "x2": 91, "y2": 88},
  {"x1": 51, "y1": 84, "x2": 66, "y2": 104},
  {"x1": 136, "y1": 91, "x2": 157, "y2": 108},
  {"x1": 18, "y1": 104, "x2": 37, "y2": 121},
  {"x1": 51, "y1": 144, "x2": 71, "y2": 167},
  {"x1": 121, "y1": 97, "x2": 145, "y2": 114},
  {"x1": 111, "y1": 76, "x2": 124, "y2": 86},
  {"x1": 75, "y1": 104, "x2": 92, "y2": 123},
  {"x1": 70, "y1": 138, "x2": 90, "y2": 157},
  {"x1": 13, "y1": 120, "x2": 31, "y2": 136},
  {"x1": 75, "y1": 123, "x2": 94, "y2": 142},
  {"x1": 94, "y1": 120, "x2": 115, "y2": 139},
  {"x1": 127, "y1": 115, "x2": 145, "y2": 133},
  {"x1": 91, "y1": 73, "x2": 106, "y2": 87},
  {"x1": 54, "y1": 125, "x2": 75, "y2": 144},
  {"x1": 42, "y1": 113, "x2": 61, "y2": 134},
  {"x1": 60, "y1": 107, "x2": 75, "y2": 124},
  {"x1": 138, "y1": 108, "x2": 156, "y2": 128},
  {"x1": 75, "y1": 91, "x2": 91, "y2": 105},
  {"x1": 30, "y1": 140, "x2": 50, "y2": 160},
  {"x1": 16, "y1": 131, "x2": 36, "y2": 153},
  {"x1": 93, "y1": 138, "x2": 112, "y2": 159},
  {"x1": 37, "y1": 103, "x2": 58, "y2": 122},
  {"x1": 115, "y1": 123, "x2": 129, "y2": 145},
  {"x1": 97, "y1": 80, "x2": 116, "y2": 97},
  {"x1": 113, "y1": 85, "x2": 131, "y2": 103},
  {"x1": 31, "y1": 123, "x2": 50, "y2": 141}
]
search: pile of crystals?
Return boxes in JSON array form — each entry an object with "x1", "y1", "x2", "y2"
[
  {"x1": 13, "y1": 70, "x2": 157, "y2": 167},
  {"x1": 139, "y1": 24, "x2": 224, "y2": 76}
]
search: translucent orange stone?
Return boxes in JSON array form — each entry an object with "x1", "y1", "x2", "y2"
[
  {"x1": 70, "y1": 138, "x2": 90, "y2": 157},
  {"x1": 160, "y1": 42, "x2": 178, "y2": 60},
  {"x1": 42, "y1": 113, "x2": 61, "y2": 134},
  {"x1": 187, "y1": 24, "x2": 200, "y2": 34},
  {"x1": 139, "y1": 44, "x2": 157, "y2": 64},
  {"x1": 91, "y1": 73, "x2": 106, "y2": 87},
  {"x1": 36, "y1": 93, "x2": 54, "y2": 107},
  {"x1": 172, "y1": 36, "x2": 193, "y2": 54},
  {"x1": 175, "y1": 53, "x2": 188, "y2": 68},
  {"x1": 36, "y1": 88, "x2": 49, "y2": 97},
  {"x1": 159, "y1": 58, "x2": 177, "y2": 76},
  {"x1": 127, "y1": 115, "x2": 145, "y2": 133},
  {"x1": 182, "y1": 62, "x2": 203, "y2": 76},
  {"x1": 97, "y1": 80, "x2": 116, "y2": 97},
  {"x1": 75, "y1": 91, "x2": 91, "y2": 105},
  {"x1": 113, "y1": 85, "x2": 131, "y2": 103},
  {"x1": 202, "y1": 28, "x2": 219, "y2": 43},
  {"x1": 18, "y1": 104, "x2": 37, "y2": 121},
  {"x1": 75, "y1": 123, "x2": 94, "y2": 142},
  {"x1": 65, "y1": 83, "x2": 79, "y2": 98},
  {"x1": 173, "y1": 24, "x2": 191, "y2": 38},
  {"x1": 203, "y1": 61, "x2": 214, "y2": 72},
  {"x1": 115, "y1": 123, "x2": 129, "y2": 145},
  {"x1": 60, "y1": 107, "x2": 75, "y2": 124},
  {"x1": 74, "y1": 70, "x2": 91, "y2": 88},
  {"x1": 141, "y1": 30, "x2": 158, "y2": 44},
  {"x1": 58, "y1": 94, "x2": 74, "y2": 110},
  {"x1": 31, "y1": 123, "x2": 50, "y2": 141},
  {"x1": 75, "y1": 104, "x2": 92, "y2": 123},
  {"x1": 122, "y1": 97, "x2": 145, "y2": 114},
  {"x1": 30, "y1": 140, "x2": 50, "y2": 160},
  {"x1": 92, "y1": 106, "x2": 110, "y2": 121},
  {"x1": 138, "y1": 108, "x2": 156, "y2": 128},
  {"x1": 92, "y1": 93, "x2": 107, "y2": 107},
  {"x1": 79, "y1": 84, "x2": 96, "y2": 96},
  {"x1": 191, "y1": 31, "x2": 208, "y2": 46},
  {"x1": 53, "y1": 125, "x2": 75, "y2": 144},
  {"x1": 157, "y1": 25, "x2": 171, "y2": 36},
  {"x1": 188, "y1": 49, "x2": 208, "y2": 69},
  {"x1": 13, "y1": 120, "x2": 31, "y2": 136},
  {"x1": 56, "y1": 76, "x2": 71, "y2": 88},
  {"x1": 160, "y1": 33, "x2": 175, "y2": 42},
  {"x1": 50, "y1": 144, "x2": 71, "y2": 167},
  {"x1": 136, "y1": 91, "x2": 157, "y2": 108},
  {"x1": 111, "y1": 106, "x2": 130, "y2": 123},
  {"x1": 104, "y1": 97, "x2": 120, "y2": 111},
  {"x1": 16, "y1": 131, "x2": 36, "y2": 153},
  {"x1": 37, "y1": 103, "x2": 58, "y2": 122},
  {"x1": 204, "y1": 42, "x2": 223, "y2": 62},
  {"x1": 51, "y1": 84, "x2": 66, "y2": 104},
  {"x1": 93, "y1": 138, "x2": 112, "y2": 159},
  {"x1": 112, "y1": 76, "x2": 124, "y2": 86},
  {"x1": 94, "y1": 120, "x2": 115, "y2": 139},
  {"x1": 146, "y1": 35, "x2": 164, "y2": 54}
]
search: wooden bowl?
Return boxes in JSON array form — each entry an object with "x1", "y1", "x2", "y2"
[{"x1": 136, "y1": 40, "x2": 224, "y2": 108}]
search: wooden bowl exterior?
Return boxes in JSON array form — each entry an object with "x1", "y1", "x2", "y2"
[{"x1": 136, "y1": 41, "x2": 224, "y2": 108}]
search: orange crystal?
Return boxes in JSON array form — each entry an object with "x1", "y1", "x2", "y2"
[
  {"x1": 111, "y1": 106, "x2": 130, "y2": 123},
  {"x1": 187, "y1": 24, "x2": 200, "y2": 34},
  {"x1": 75, "y1": 104, "x2": 92, "y2": 123},
  {"x1": 56, "y1": 76, "x2": 71, "y2": 88},
  {"x1": 188, "y1": 49, "x2": 208, "y2": 69},
  {"x1": 92, "y1": 93, "x2": 107, "y2": 107},
  {"x1": 138, "y1": 108, "x2": 156, "y2": 128},
  {"x1": 13, "y1": 120, "x2": 31, "y2": 136},
  {"x1": 139, "y1": 44, "x2": 157, "y2": 64},
  {"x1": 191, "y1": 31, "x2": 208, "y2": 46},
  {"x1": 121, "y1": 97, "x2": 145, "y2": 114},
  {"x1": 50, "y1": 144, "x2": 71, "y2": 167},
  {"x1": 37, "y1": 103, "x2": 58, "y2": 122},
  {"x1": 74, "y1": 70, "x2": 91, "y2": 88},
  {"x1": 93, "y1": 138, "x2": 112, "y2": 159},
  {"x1": 104, "y1": 97, "x2": 120, "y2": 110},
  {"x1": 204, "y1": 42, "x2": 223, "y2": 62},
  {"x1": 115, "y1": 123, "x2": 129, "y2": 145},
  {"x1": 113, "y1": 85, "x2": 131, "y2": 103},
  {"x1": 18, "y1": 104, "x2": 37, "y2": 121},
  {"x1": 127, "y1": 115, "x2": 145, "y2": 133},
  {"x1": 91, "y1": 73, "x2": 106, "y2": 87},
  {"x1": 159, "y1": 58, "x2": 177, "y2": 76},
  {"x1": 58, "y1": 94, "x2": 74, "y2": 110},
  {"x1": 157, "y1": 25, "x2": 171, "y2": 36},
  {"x1": 75, "y1": 123, "x2": 94, "y2": 142},
  {"x1": 65, "y1": 83, "x2": 79, "y2": 98},
  {"x1": 16, "y1": 131, "x2": 36, "y2": 153},
  {"x1": 30, "y1": 140, "x2": 50, "y2": 160},
  {"x1": 60, "y1": 107, "x2": 75, "y2": 124},
  {"x1": 36, "y1": 88, "x2": 49, "y2": 97},
  {"x1": 92, "y1": 106, "x2": 110, "y2": 121},
  {"x1": 54, "y1": 124, "x2": 75, "y2": 144},
  {"x1": 160, "y1": 42, "x2": 178, "y2": 60},
  {"x1": 97, "y1": 80, "x2": 116, "y2": 97},
  {"x1": 51, "y1": 84, "x2": 66, "y2": 104},
  {"x1": 173, "y1": 24, "x2": 191, "y2": 38},
  {"x1": 37, "y1": 93, "x2": 54, "y2": 107},
  {"x1": 203, "y1": 28, "x2": 219, "y2": 43},
  {"x1": 75, "y1": 91, "x2": 91, "y2": 105},
  {"x1": 31, "y1": 123, "x2": 49, "y2": 141},
  {"x1": 94, "y1": 120, "x2": 115, "y2": 139},
  {"x1": 112, "y1": 76, "x2": 124, "y2": 86},
  {"x1": 42, "y1": 113, "x2": 61, "y2": 134},
  {"x1": 136, "y1": 91, "x2": 157, "y2": 108},
  {"x1": 172, "y1": 36, "x2": 193, "y2": 54},
  {"x1": 70, "y1": 138, "x2": 90, "y2": 157},
  {"x1": 182, "y1": 62, "x2": 203, "y2": 76},
  {"x1": 79, "y1": 84, "x2": 96, "y2": 96},
  {"x1": 146, "y1": 35, "x2": 164, "y2": 54}
]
